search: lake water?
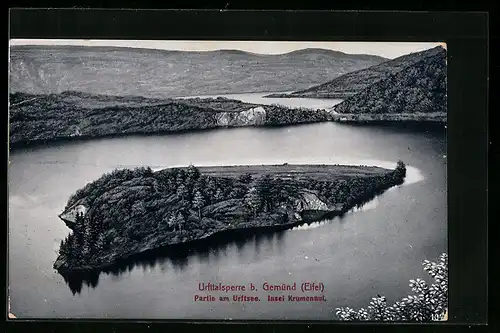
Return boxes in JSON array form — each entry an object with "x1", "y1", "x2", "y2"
[
  {"x1": 176, "y1": 92, "x2": 343, "y2": 110},
  {"x1": 8, "y1": 94, "x2": 447, "y2": 320}
]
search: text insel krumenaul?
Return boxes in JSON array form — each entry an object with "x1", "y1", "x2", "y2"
[{"x1": 268, "y1": 295, "x2": 327, "y2": 302}]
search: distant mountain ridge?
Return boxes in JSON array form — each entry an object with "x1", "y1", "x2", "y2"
[
  {"x1": 280, "y1": 48, "x2": 386, "y2": 59},
  {"x1": 9, "y1": 45, "x2": 387, "y2": 98},
  {"x1": 267, "y1": 46, "x2": 445, "y2": 99}
]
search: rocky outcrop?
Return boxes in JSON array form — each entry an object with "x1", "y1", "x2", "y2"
[
  {"x1": 295, "y1": 190, "x2": 329, "y2": 211},
  {"x1": 236, "y1": 106, "x2": 266, "y2": 125},
  {"x1": 294, "y1": 190, "x2": 345, "y2": 212},
  {"x1": 59, "y1": 204, "x2": 87, "y2": 226},
  {"x1": 216, "y1": 106, "x2": 266, "y2": 127},
  {"x1": 68, "y1": 125, "x2": 82, "y2": 137}
]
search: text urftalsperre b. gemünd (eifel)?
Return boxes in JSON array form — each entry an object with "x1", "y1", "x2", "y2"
[{"x1": 194, "y1": 281, "x2": 326, "y2": 303}]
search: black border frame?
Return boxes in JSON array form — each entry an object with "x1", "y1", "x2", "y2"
[{"x1": 5, "y1": 8, "x2": 489, "y2": 331}]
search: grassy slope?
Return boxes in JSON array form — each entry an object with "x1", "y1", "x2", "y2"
[
  {"x1": 9, "y1": 45, "x2": 386, "y2": 98},
  {"x1": 197, "y1": 164, "x2": 390, "y2": 181},
  {"x1": 54, "y1": 164, "x2": 406, "y2": 273}
]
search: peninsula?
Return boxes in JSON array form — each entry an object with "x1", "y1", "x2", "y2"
[
  {"x1": 266, "y1": 46, "x2": 447, "y2": 123},
  {"x1": 54, "y1": 162, "x2": 406, "y2": 273},
  {"x1": 9, "y1": 91, "x2": 330, "y2": 147},
  {"x1": 331, "y1": 46, "x2": 447, "y2": 123}
]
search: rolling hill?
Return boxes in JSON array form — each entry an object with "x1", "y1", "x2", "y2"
[
  {"x1": 267, "y1": 46, "x2": 446, "y2": 99},
  {"x1": 9, "y1": 45, "x2": 386, "y2": 98},
  {"x1": 332, "y1": 46, "x2": 447, "y2": 122}
]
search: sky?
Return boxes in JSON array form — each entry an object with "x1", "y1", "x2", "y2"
[{"x1": 9, "y1": 39, "x2": 445, "y2": 59}]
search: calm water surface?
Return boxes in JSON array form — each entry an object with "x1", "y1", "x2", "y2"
[
  {"x1": 176, "y1": 92, "x2": 343, "y2": 110},
  {"x1": 8, "y1": 95, "x2": 446, "y2": 319}
]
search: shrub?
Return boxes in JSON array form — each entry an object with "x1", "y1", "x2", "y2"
[{"x1": 335, "y1": 253, "x2": 448, "y2": 321}]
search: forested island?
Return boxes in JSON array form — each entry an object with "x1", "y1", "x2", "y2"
[
  {"x1": 9, "y1": 91, "x2": 330, "y2": 147},
  {"x1": 54, "y1": 162, "x2": 406, "y2": 273}
]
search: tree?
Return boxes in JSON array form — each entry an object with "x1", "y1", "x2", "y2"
[
  {"x1": 175, "y1": 212, "x2": 186, "y2": 231},
  {"x1": 94, "y1": 234, "x2": 105, "y2": 259},
  {"x1": 69, "y1": 212, "x2": 86, "y2": 264},
  {"x1": 255, "y1": 175, "x2": 273, "y2": 212},
  {"x1": 214, "y1": 188, "x2": 224, "y2": 202},
  {"x1": 82, "y1": 220, "x2": 92, "y2": 258},
  {"x1": 206, "y1": 177, "x2": 217, "y2": 202},
  {"x1": 192, "y1": 190, "x2": 205, "y2": 220},
  {"x1": 244, "y1": 187, "x2": 261, "y2": 217},
  {"x1": 175, "y1": 169, "x2": 186, "y2": 186},
  {"x1": 166, "y1": 214, "x2": 177, "y2": 231},
  {"x1": 229, "y1": 185, "x2": 246, "y2": 199},
  {"x1": 395, "y1": 160, "x2": 407, "y2": 178},
  {"x1": 157, "y1": 214, "x2": 172, "y2": 232},
  {"x1": 73, "y1": 212, "x2": 85, "y2": 247},
  {"x1": 186, "y1": 164, "x2": 201, "y2": 181},
  {"x1": 176, "y1": 184, "x2": 189, "y2": 200},
  {"x1": 335, "y1": 253, "x2": 448, "y2": 322},
  {"x1": 238, "y1": 173, "x2": 253, "y2": 184},
  {"x1": 194, "y1": 177, "x2": 206, "y2": 194},
  {"x1": 59, "y1": 239, "x2": 70, "y2": 257},
  {"x1": 165, "y1": 175, "x2": 176, "y2": 191},
  {"x1": 131, "y1": 200, "x2": 146, "y2": 217}
]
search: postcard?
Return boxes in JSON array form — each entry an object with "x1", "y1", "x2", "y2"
[{"x1": 8, "y1": 39, "x2": 448, "y2": 321}]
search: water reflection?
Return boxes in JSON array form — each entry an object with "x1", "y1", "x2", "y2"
[
  {"x1": 61, "y1": 271, "x2": 100, "y2": 295},
  {"x1": 59, "y1": 227, "x2": 289, "y2": 295}
]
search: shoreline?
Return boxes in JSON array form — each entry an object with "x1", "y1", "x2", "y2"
[
  {"x1": 264, "y1": 92, "x2": 353, "y2": 99},
  {"x1": 333, "y1": 119, "x2": 446, "y2": 125},
  {"x1": 330, "y1": 113, "x2": 447, "y2": 124},
  {"x1": 56, "y1": 209, "x2": 344, "y2": 276},
  {"x1": 8, "y1": 122, "x2": 320, "y2": 151},
  {"x1": 9, "y1": 117, "x2": 445, "y2": 152},
  {"x1": 9, "y1": 90, "x2": 446, "y2": 151}
]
